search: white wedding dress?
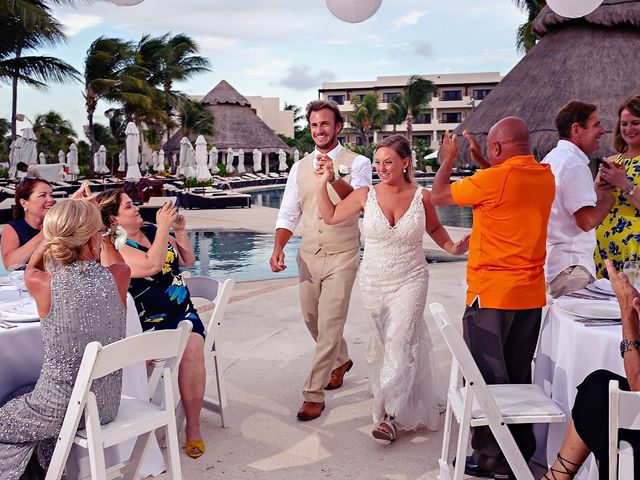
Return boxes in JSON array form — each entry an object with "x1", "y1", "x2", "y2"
[{"x1": 360, "y1": 186, "x2": 443, "y2": 431}]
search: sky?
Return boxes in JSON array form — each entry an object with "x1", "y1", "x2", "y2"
[{"x1": 0, "y1": 0, "x2": 528, "y2": 141}]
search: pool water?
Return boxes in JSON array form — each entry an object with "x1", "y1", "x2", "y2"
[
  {"x1": 249, "y1": 184, "x2": 473, "y2": 228},
  {"x1": 182, "y1": 230, "x2": 301, "y2": 281}
]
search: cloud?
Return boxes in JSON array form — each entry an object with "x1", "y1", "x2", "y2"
[
  {"x1": 392, "y1": 10, "x2": 427, "y2": 29},
  {"x1": 57, "y1": 13, "x2": 102, "y2": 35},
  {"x1": 320, "y1": 39, "x2": 350, "y2": 46},
  {"x1": 276, "y1": 65, "x2": 336, "y2": 91},
  {"x1": 412, "y1": 41, "x2": 433, "y2": 57}
]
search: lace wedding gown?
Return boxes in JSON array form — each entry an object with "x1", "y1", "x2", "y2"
[{"x1": 360, "y1": 186, "x2": 443, "y2": 431}]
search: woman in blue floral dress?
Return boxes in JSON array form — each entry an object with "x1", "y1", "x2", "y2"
[
  {"x1": 96, "y1": 189, "x2": 207, "y2": 459},
  {"x1": 595, "y1": 94, "x2": 640, "y2": 278}
]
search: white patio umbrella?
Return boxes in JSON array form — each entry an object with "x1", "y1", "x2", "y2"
[
  {"x1": 8, "y1": 139, "x2": 22, "y2": 177},
  {"x1": 157, "y1": 149, "x2": 165, "y2": 172},
  {"x1": 118, "y1": 149, "x2": 126, "y2": 172},
  {"x1": 225, "y1": 148, "x2": 234, "y2": 173},
  {"x1": 411, "y1": 150, "x2": 417, "y2": 167},
  {"x1": 294, "y1": 149, "x2": 300, "y2": 162},
  {"x1": 208, "y1": 146, "x2": 219, "y2": 174},
  {"x1": 424, "y1": 150, "x2": 438, "y2": 160},
  {"x1": 237, "y1": 149, "x2": 246, "y2": 174},
  {"x1": 178, "y1": 137, "x2": 190, "y2": 177},
  {"x1": 57, "y1": 150, "x2": 65, "y2": 164},
  {"x1": 20, "y1": 128, "x2": 38, "y2": 166},
  {"x1": 125, "y1": 122, "x2": 142, "y2": 180},
  {"x1": 277, "y1": 149, "x2": 288, "y2": 171},
  {"x1": 151, "y1": 151, "x2": 158, "y2": 171},
  {"x1": 195, "y1": 135, "x2": 212, "y2": 181},
  {"x1": 139, "y1": 152, "x2": 148, "y2": 173},
  {"x1": 93, "y1": 152, "x2": 100, "y2": 172},
  {"x1": 67, "y1": 143, "x2": 79, "y2": 176},
  {"x1": 186, "y1": 142, "x2": 197, "y2": 178},
  {"x1": 252, "y1": 149, "x2": 262, "y2": 172},
  {"x1": 38, "y1": 152, "x2": 46, "y2": 165},
  {"x1": 97, "y1": 145, "x2": 109, "y2": 173}
]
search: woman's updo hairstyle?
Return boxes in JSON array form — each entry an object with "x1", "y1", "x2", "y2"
[
  {"x1": 42, "y1": 200, "x2": 101, "y2": 265},
  {"x1": 95, "y1": 189, "x2": 125, "y2": 228}
]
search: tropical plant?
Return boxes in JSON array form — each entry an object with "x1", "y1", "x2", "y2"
[
  {"x1": 32, "y1": 110, "x2": 76, "y2": 162},
  {"x1": 176, "y1": 99, "x2": 214, "y2": 137},
  {"x1": 401, "y1": 75, "x2": 437, "y2": 148},
  {"x1": 83, "y1": 36, "x2": 134, "y2": 154},
  {"x1": 386, "y1": 95, "x2": 407, "y2": 132},
  {"x1": 0, "y1": 0, "x2": 80, "y2": 140},
  {"x1": 512, "y1": 0, "x2": 545, "y2": 53},
  {"x1": 135, "y1": 33, "x2": 211, "y2": 142},
  {"x1": 348, "y1": 92, "x2": 385, "y2": 158},
  {"x1": 284, "y1": 102, "x2": 305, "y2": 135}
]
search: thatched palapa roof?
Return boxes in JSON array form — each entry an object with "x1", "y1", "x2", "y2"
[
  {"x1": 451, "y1": 0, "x2": 640, "y2": 166},
  {"x1": 163, "y1": 80, "x2": 291, "y2": 154}
]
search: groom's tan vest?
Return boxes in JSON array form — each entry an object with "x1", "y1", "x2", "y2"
[{"x1": 297, "y1": 149, "x2": 361, "y2": 255}]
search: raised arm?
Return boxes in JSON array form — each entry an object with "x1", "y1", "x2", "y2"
[
  {"x1": 314, "y1": 161, "x2": 367, "y2": 225},
  {"x1": 171, "y1": 214, "x2": 195, "y2": 267},
  {"x1": 422, "y1": 189, "x2": 470, "y2": 255},
  {"x1": 431, "y1": 131, "x2": 458, "y2": 206},
  {"x1": 1, "y1": 225, "x2": 45, "y2": 268},
  {"x1": 463, "y1": 130, "x2": 491, "y2": 170},
  {"x1": 120, "y1": 203, "x2": 177, "y2": 277}
]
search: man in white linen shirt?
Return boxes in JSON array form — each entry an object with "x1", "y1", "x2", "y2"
[
  {"x1": 543, "y1": 101, "x2": 615, "y2": 298},
  {"x1": 269, "y1": 99, "x2": 372, "y2": 421}
]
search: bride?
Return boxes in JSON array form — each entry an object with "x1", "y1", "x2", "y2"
[{"x1": 315, "y1": 134, "x2": 469, "y2": 442}]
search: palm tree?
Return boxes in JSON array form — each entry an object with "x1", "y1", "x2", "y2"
[
  {"x1": 176, "y1": 99, "x2": 214, "y2": 138},
  {"x1": 0, "y1": 0, "x2": 79, "y2": 140},
  {"x1": 84, "y1": 36, "x2": 134, "y2": 154},
  {"x1": 136, "y1": 33, "x2": 211, "y2": 142},
  {"x1": 386, "y1": 94, "x2": 407, "y2": 133},
  {"x1": 398, "y1": 75, "x2": 437, "y2": 148},
  {"x1": 283, "y1": 102, "x2": 305, "y2": 135},
  {"x1": 512, "y1": 0, "x2": 545, "y2": 53},
  {"x1": 33, "y1": 110, "x2": 76, "y2": 161},
  {"x1": 348, "y1": 93, "x2": 385, "y2": 157}
]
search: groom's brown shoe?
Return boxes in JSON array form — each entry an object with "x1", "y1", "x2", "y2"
[
  {"x1": 325, "y1": 359, "x2": 353, "y2": 390},
  {"x1": 296, "y1": 401, "x2": 325, "y2": 421}
]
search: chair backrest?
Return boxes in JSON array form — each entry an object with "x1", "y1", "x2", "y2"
[
  {"x1": 608, "y1": 380, "x2": 640, "y2": 480},
  {"x1": 47, "y1": 321, "x2": 192, "y2": 479},
  {"x1": 185, "y1": 276, "x2": 235, "y2": 353},
  {"x1": 428, "y1": 303, "x2": 533, "y2": 478}
]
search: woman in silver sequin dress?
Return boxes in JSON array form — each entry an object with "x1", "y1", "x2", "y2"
[
  {"x1": 315, "y1": 135, "x2": 469, "y2": 442},
  {"x1": 0, "y1": 200, "x2": 130, "y2": 479}
]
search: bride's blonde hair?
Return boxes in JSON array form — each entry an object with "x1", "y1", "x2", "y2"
[{"x1": 43, "y1": 200, "x2": 101, "y2": 265}]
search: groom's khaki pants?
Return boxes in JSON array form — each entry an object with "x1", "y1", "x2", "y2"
[{"x1": 297, "y1": 247, "x2": 359, "y2": 403}]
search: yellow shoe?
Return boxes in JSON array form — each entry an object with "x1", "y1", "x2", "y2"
[{"x1": 184, "y1": 439, "x2": 205, "y2": 458}]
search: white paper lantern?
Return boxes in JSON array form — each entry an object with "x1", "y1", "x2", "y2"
[
  {"x1": 326, "y1": 0, "x2": 382, "y2": 24},
  {"x1": 111, "y1": 0, "x2": 144, "y2": 6},
  {"x1": 546, "y1": 0, "x2": 603, "y2": 18}
]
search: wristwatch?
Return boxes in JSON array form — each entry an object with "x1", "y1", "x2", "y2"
[
  {"x1": 330, "y1": 172, "x2": 340, "y2": 184},
  {"x1": 620, "y1": 339, "x2": 640, "y2": 357},
  {"x1": 624, "y1": 183, "x2": 637, "y2": 196}
]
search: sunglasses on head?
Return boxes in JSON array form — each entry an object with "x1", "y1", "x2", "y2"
[{"x1": 18, "y1": 176, "x2": 38, "y2": 184}]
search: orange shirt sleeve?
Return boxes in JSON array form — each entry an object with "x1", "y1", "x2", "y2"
[{"x1": 450, "y1": 168, "x2": 504, "y2": 207}]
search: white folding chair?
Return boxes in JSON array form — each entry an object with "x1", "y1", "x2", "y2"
[
  {"x1": 428, "y1": 303, "x2": 566, "y2": 480},
  {"x1": 46, "y1": 321, "x2": 192, "y2": 480},
  {"x1": 608, "y1": 379, "x2": 640, "y2": 480},
  {"x1": 185, "y1": 275, "x2": 235, "y2": 427}
]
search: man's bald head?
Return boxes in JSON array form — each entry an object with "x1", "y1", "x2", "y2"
[{"x1": 486, "y1": 116, "x2": 532, "y2": 165}]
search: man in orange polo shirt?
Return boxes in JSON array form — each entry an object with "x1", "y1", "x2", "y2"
[{"x1": 431, "y1": 117, "x2": 555, "y2": 479}]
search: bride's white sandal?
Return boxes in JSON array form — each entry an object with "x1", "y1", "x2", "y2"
[{"x1": 372, "y1": 416, "x2": 397, "y2": 443}]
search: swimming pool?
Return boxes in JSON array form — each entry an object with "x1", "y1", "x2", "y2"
[{"x1": 249, "y1": 183, "x2": 473, "y2": 228}]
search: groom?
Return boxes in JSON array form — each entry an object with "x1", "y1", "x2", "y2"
[{"x1": 269, "y1": 99, "x2": 372, "y2": 421}]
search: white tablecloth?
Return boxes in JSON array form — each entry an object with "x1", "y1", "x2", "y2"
[
  {"x1": 533, "y1": 295, "x2": 624, "y2": 480},
  {"x1": 0, "y1": 289, "x2": 166, "y2": 479}
]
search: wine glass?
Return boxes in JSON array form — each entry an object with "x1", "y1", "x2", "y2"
[
  {"x1": 623, "y1": 261, "x2": 640, "y2": 290},
  {"x1": 7, "y1": 263, "x2": 26, "y2": 299}
]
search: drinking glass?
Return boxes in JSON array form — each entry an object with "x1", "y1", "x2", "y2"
[
  {"x1": 623, "y1": 261, "x2": 640, "y2": 290},
  {"x1": 7, "y1": 263, "x2": 26, "y2": 299}
]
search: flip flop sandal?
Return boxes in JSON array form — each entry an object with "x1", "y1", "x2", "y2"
[
  {"x1": 372, "y1": 419, "x2": 397, "y2": 443},
  {"x1": 185, "y1": 439, "x2": 205, "y2": 459}
]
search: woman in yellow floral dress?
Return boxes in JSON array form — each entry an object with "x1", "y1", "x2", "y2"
[{"x1": 595, "y1": 94, "x2": 640, "y2": 277}]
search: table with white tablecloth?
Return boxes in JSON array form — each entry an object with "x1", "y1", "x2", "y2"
[
  {"x1": 533, "y1": 296, "x2": 624, "y2": 480},
  {"x1": 0, "y1": 290, "x2": 166, "y2": 479}
]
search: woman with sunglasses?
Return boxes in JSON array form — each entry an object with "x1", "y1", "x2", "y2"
[{"x1": 1, "y1": 178, "x2": 92, "y2": 269}]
